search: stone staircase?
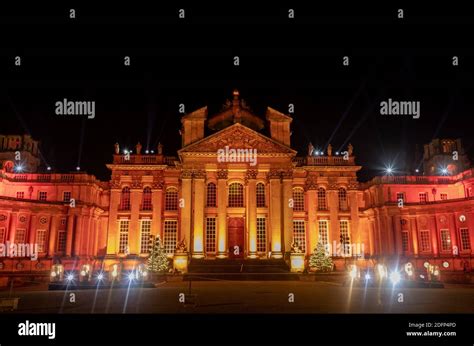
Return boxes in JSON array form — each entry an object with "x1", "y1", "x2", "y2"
[{"x1": 184, "y1": 258, "x2": 299, "y2": 281}]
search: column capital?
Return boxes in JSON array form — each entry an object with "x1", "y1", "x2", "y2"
[
  {"x1": 217, "y1": 169, "x2": 228, "y2": 180},
  {"x1": 266, "y1": 169, "x2": 281, "y2": 181},
  {"x1": 193, "y1": 169, "x2": 206, "y2": 180},
  {"x1": 281, "y1": 169, "x2": 293, "y2": 180},
  {"x1": 180, "y1": 169, "x2": 193, "y2": 179},
  {"x1": 304, "y1": 176, "x2": 318, "y2": 191}
]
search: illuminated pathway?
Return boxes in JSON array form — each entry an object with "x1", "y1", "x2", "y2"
[{"x1": 1, "y1": 281, "x2": 473, "y2": 313}]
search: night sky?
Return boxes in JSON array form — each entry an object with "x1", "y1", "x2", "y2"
[{"x1": 1, "y1": 3, "x2": 473, "y2": 181}]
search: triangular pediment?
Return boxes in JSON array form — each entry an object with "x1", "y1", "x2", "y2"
[{"x1": 178, "y1": 123, "x2": 296, "y2": 156}]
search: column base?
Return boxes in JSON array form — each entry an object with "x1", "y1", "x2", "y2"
[
  {"x1": 192, "y1": 252, "x2": 205, "y2": 259},
  {"x1": 271, "y1": 252, "x2": 283, "y2": 259},
  {"x1": 248, "y1": 252, "x2": 258, "y2": 259},
  {"x1": 216, "y1": 252, "x2": 228, "y2": 259}
]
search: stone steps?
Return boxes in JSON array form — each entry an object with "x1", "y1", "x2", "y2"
[{"x1": 186, "y1": 258, "x2": 296, "y2": 280}]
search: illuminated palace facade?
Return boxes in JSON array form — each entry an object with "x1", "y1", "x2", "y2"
[{"x1": 0, "y1": 91, "x2": 473, "y2": 274}]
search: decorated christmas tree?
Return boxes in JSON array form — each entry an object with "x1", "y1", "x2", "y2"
[
  {"x1": 309, "y1": 242, "x2": 333, "y2": 272},
  {"x1": 147, "y1": 236, "x2": 170, "y2": 273}
]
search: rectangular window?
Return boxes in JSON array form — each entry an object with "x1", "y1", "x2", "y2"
[
  {"x1": 14, "y1": 228, "x2": 26, "y2": 243},
  {"x1": 57, "y1": 230, "x2": 67, "y2": 252},
  {"x1": 318, "y1": 220, "x2": 329, "y2": 246},
  {"x1": 401, "y1": 230, "x2": 409, "y2": 252},
  {"x1": 36, "y1": 229, "x2": 47, "y2": 253},
  {"x1": 206, "y1": 184, "x2": 217, "y2": 208},
  {"x1": 396, "y1": 192, "x2": 405, "y2": 203},
  {"x1": 0, "y1": 227, "x2": 5, "y2": 243},
  {"x1": 38, "y1": 191, "x2": 47, "y2": 201},
  {"x1": 257, "y1": 217, "x2": 266, "y2": 252},
  {"x1": 165, "y1": 189, "x2": 179, "y2": 211},
  {"x1": 63, "y1": 191, "x2": 72, "y2": 203},
  {"x1": 256, "y1": 184, "x2": 266, "y2": 208},
  {"x1": 440, "y1": 229, "x2": 451, "y2": 251},
  {"x1": 340, "y1": 220, "x2": 351, "y2": 255},
  {"x1": 419, "y1": 192, "x2": 428, "y2": 204},
  {"x1": 292, "y1": 220, "x2": 306, "y2": 252},
  {"x1": 119, "y1": 219, "x2": 130, "y2": 254},
  {"x1": 140, "y1": 220, "x2": 152, "y2": 253},
  {"x1": 460, "y1": 228, "x2": 471, "y2": 251},
  {"x1": 205, "y1": 217, "x2": 216, "y2": 253},
  {"x1": 440, "y1": 193, "x2": 448, "y2": 201},
  {"x1": 16, "y1": 191, "x2": 24, "y2": 199},
  {"x1": 164, "y1": 220, "x2": 178, "y2": 255},
  {"x1": 419, "y1": 230, "x2": 431, "y2": 252},
  {"x1": 317, "y1": 189, "x2": 327, "y2": 211}
]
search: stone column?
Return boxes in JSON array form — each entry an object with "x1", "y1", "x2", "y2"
[
  {"x1": 8, "y1": 212, "x2": 17, "y2": 243},
  {"x1": 106, "y1": 188, "x2": 120, "y2": 254},
  {"x1": 91, "y1": 217, "x2": 99, "y2": 256},
  {"x1": 66, "y1": 214, "x2": 75, "y2": 256},
  {"x1": 349, "y1": 190, "x2": 361, "y2": 254},
  {"x1": 431, "y1": 215, "x2": 439, "y2": 256},
  {"x1": 328, "y1": 190, "x2": 339, "y2": 253},
  {"x1": 448, "y1": 213, "x2": 458, "y2": 254},
  {"x1": 48, "y1": 214, "x2": 60, "y2": 256},
  {"x1": 180, "y1": 170, "x2": 192, "y2": 252},
  {"x1": 393, "y1": 215, "x2": 402, "y2": 255},
  {"x1": 129, "y1": 188, "x2": 141, "y2": 255},
  {"x1": 73, "y1": 215, "x2": 83, "y2": 257},
  {"x1": 151, "y1": 183, "x2": 163, "y2": 238},
  {"x1": 410, "y1": 217, "x2": 419, "y2": 255},
  {"x1": 368, "y1": 219, "x2": 375, "y2": 255},
  {"x1": 217, "y1": 170, "x2": 228, "y2": 258},
  {"x1": 385, "y1": 213, "x2": 395, "y2": 255},
  {"x1": 192, "y1": 171, "x2": 205, "y2": 258},
  {"x1": 307, "y1": 188, "x2": 317, "y2": 254},
  {"x1": 247, "y1": 170, "x2": 257, "y2": 258},
  {"x1": 97, "y1": 217, "x2": 108, "y2": 256},
  {"x1": 269, "y1": 171, "x2": 282, "y2": 258},
  {"x1": 282, "y1": 173, "x2": 293, "y2": 255}
]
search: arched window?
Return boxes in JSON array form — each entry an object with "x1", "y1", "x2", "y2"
[
  {"x1": 206, "y1": 183, "x2": 217, "y2": 207},
  {"x1": 317, "y1": 187, "x2": 327, "y2": 210},
  {"x1": 338, "y1": 188, "x2": 348, "y2": 211},
  {"x1": 228, "y1": 183, "x2": 244, "y2": 207},
  {"x1": 141, "y1": 187, "x2": 152, "y2": 211},
  {"x1": 292, "y1": 188, "x2": 305, "y2": 212},
  {"x1": 256, "y1": 183, "x2": 266, "y2": 208},
  {"x1": 120, "y1": 187, "x2": 130, "y2": 210},
  {"x1": 165, "y1": 187, "x2": 179, "y2": 211}
]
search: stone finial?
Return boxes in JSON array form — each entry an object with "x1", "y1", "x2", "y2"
[
  {"x1": 135, "y1": 142, "x2": 142, "y2": 155},
  {"x1": 348, "y1": 143, "x2": 353, "y2": 156}
]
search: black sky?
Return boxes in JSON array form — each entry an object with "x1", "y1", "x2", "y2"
[{"x1": 1, "y1": 3, "x2": 473, "y2": 181}]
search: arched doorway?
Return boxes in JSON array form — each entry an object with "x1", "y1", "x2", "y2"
[{"x1": 228, "y1": 217, "x2": 244, "y2": 259}]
